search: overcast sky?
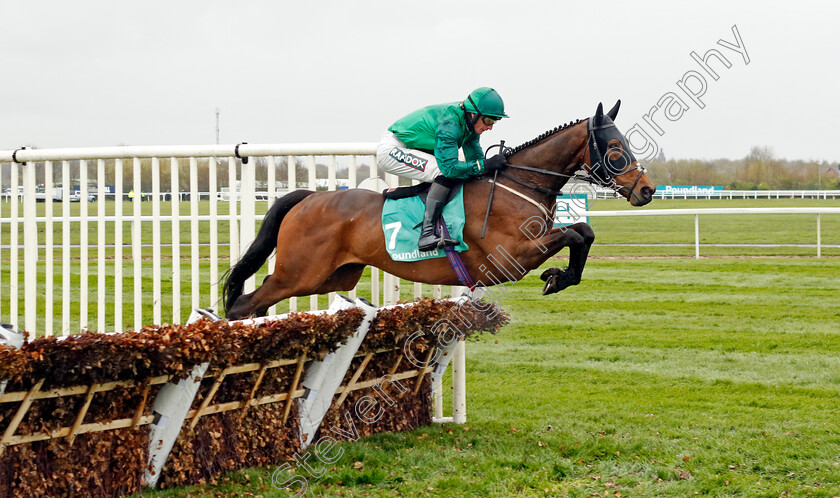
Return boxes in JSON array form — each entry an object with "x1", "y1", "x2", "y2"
[{"x1": 2, "y1": 0, "x2": 839, "y2": 163}]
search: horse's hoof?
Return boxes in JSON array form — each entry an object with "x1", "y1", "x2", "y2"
[
  {"x1": 541, "y1": 268, "x2": 575, "y2": 295},
  {"x1": 541, "y1": 276, "x2": 556, "y2": 295},
  {"x1": 540, "y1": 267, "x2": 565, "y2": 282},
  {"x1": 542, "y1": 276, "x2": 569, "y2": 295}
]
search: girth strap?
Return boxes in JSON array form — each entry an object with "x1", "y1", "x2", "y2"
[{"x1": 487, "y1": 179, "x2": 554, "y2": 222}]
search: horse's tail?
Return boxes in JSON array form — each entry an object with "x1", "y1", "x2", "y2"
[{"x1": 222, "y1": 189, "x2": 316, "y2": 316}]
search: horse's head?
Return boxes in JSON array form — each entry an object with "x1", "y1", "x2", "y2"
[{"x1": 585, "y1": 101, "x2": 656, "y2": 206}]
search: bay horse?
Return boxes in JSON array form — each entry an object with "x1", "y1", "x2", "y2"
[{"x1": 224, "y1": 100, "x2": 655, "y2": 319}]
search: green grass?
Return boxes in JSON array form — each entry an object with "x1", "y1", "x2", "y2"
[{"x1": 137, "y1": 256, "x2": 840, "y2": 497}]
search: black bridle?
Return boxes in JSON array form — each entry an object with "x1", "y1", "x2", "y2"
[
  {"x1": 478, "y1": 119, "x2": 646, "y2": 238},
  {"x1": 495, "y1": 118, "x2": 647, "y2": 200}
]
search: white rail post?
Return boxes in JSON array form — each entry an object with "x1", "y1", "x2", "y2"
[
  {"x1": 132, "y1": 158, "x2": 143, "y2": 332},
  {"x1": 287, "y1": 155, "x2": 297, "y2": 313},
  {"x1": 97, "y1": 159, "x2": 106, "y2": 333},
  {"x1": 0, "y1": 168, "x2": 3, "y2": 321},
  {"x1": 209, "y1": 157, "x2": 219, "y2": 311},
  {"x1": 113, "y1": 159, "x2": 123, "y2": 333},
  {"x1": 452, "y1": 338, "x2": 467, "y2": 424},
  {"x1": 369, "y1": 156, "x2": 379, "y2": 306},
  {"x1": 447, "y1": 288, "x2": 469, "y2": 424},
  {"x1": 227, "y1": 156, "x2": 239, "y2": 274},
  {"x1": 266, "y1": 156, "x2": 277, "y2": 316},
  {"x1": 694, "y1": 214, "x2": 700, "y2": 260},
  {"x1": 411, "y1": 181, "x2": 422, "y2": 299},
  {"x1": 22, "y1": 159, "x2": 37, "y2": 335},
  {"x1": 152, "y1": 157, "x2": 162, "y2": 325},
  {"x1": 170, "y1": 158, "x2": 181, "y2": 324},
  {"x1": 44, "y1": 161, "x2": 54, "y2": 336},
  {"x1": 240, "y1": 154, "x2": 256, "y2": 294},
  {"x1": 308, "y1": 155, "x2": 318, "y2": 311},
  {"x1": 347, "y1": 156, "x2": 359, "y2": 300},
  {"x1": 327, "y1": 155, "x2": 337, "y2": 306},
  {"x1": 348, "y1": 155, "x2": 357, "y2": 189},
  {"x1": 80, "y1": 160, "x2": 89, "y2": 331},
  {"x1": 190, "y1": 158, "x2": 200, "y2": 311},
  {"x1": 816, "y1": 213, "x2": 821, "y2": 258},
  {"x1": 10, "y1": 161, "x2": 18, "y2": 330}
]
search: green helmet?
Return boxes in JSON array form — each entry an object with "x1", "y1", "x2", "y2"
[{"x1": 463, "y1": 87, "x2": 509, "y2": 119}]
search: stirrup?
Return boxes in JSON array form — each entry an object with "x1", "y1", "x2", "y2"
[{"x1": 419, "y1": 234, "x2": 457, "y2": 252}]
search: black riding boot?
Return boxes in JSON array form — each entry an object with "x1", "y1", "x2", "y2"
[{"x1": 418, "y1": 182, "x2": 458, "y2": 251}]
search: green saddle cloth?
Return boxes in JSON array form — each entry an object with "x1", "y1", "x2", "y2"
[{"x1": 381, "y1": 188, "x2": 469, "y2": 262}]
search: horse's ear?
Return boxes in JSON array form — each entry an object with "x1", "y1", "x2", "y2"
[
  {"x1": 595, "y1": 102, "x2": 604, "y2": 122},
  {"x1": 607, "y1": 100, "x2": 621, "y2": 121}
]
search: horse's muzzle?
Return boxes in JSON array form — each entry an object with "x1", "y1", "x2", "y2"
[
  {"x1": 629, "y1": 185, "x2": 655, "y2": 206},
  {"x1": 638, "y1": 185, "x2": 655, "y2": 205}
]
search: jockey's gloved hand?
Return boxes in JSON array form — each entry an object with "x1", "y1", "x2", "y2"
[{"x1": 484, "y1": 154, "x2": 507, "y2": 173}]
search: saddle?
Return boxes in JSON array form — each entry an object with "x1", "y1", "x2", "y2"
[
  {"x1": 379, "y1": 182, "x2": 469, "y2": 262},
  {"x1": 381, "y1": 182, "x2": 464, "y2": 205}
]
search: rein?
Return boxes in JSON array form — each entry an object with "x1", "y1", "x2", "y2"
[{"x1": 502, "y1": 162, "x2": 647, "y2": 198}]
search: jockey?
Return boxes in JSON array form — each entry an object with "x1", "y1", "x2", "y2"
[{"x1": 376, "y1": 87, "x2": 508, "y2": 251}]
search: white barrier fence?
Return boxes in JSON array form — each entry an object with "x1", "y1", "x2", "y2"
[
  {"x1": 586, "y1": 207, "x2": 840, "y2": 259},
  {"x1": 653, "y1": 189, "x2": 840, "y2": 200},
  {"x1": 0, "y1": 143, "x2": 441, "y2": 337},
  {"x1": 574, "y1": 183, "x2": 840, "y2": 200}
]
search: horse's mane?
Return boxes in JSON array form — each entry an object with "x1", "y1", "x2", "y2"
[{"x1": 505, "y1": 118, "x2": 586, "y2": 157}]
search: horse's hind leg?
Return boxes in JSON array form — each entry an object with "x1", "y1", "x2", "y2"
[
  {"x1": 227, "y1": 263, "x2": 367, "y2": 319},
  {"x1": 226, "y1": 273, "x2": 292, "y2": 319},
  {"x1": 312, "y1": 264, "x2": 366, "y2": 295}
]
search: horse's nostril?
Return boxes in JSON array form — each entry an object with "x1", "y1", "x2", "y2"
[{"x1": 641, "y1": 186, "x2": 654, "y2": 200}]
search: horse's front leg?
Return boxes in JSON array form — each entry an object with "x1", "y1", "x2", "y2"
[{"x1": 531, "y1": 222, "x2": 595, "y2": 295}]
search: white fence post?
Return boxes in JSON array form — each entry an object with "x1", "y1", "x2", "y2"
[
  {"x1": 10, "y1": 162, "x2": 18, "y2": 331},
  {"x1": 97, "y1": 159, "x2": 106, "y2": 333},
  {"x1": 227, "y1": 156, "x2": 239, "y2": 276},
  {"x1": 152, "y1": 157, "x2": 162, "y2": 325},
  {"x1": 287, "y1": 155, "x2": 297, "y2": 313},
  {"x1": 266, "y1": 156, "x2": 277, "y2": 316},
  {"x1": 240, "y1": 154, "x2": 256, "y2": 294},
  {"x1": 190, "y1": 158, "x2": 200, "y2": 311},
  {"x1": 114, "y1": 159, "x2": 124, "y2": 334},
  {"x1": 170, "y1": 158, "x2": 181, "y2": 324},
  {"x1": 308, "y1": 156, "x2": 318, "y2": 311},
  {"x1": 22, "y1": 160, "x2": 37, "y2": 335},
  {"x1": 45, "y1": 161, "x2": 54, "y2": 337},
  {"x1": 694, "y1": 214, "x2": 700, "y2": 260},
  {"x1": 80, "y1": 160, "x2": 89, "y2": 331},
  {"x1": 452, "y1": 339, "x2": 467, "y2": 424},
  {"x1": 369, "y1": 158, "x2": 380, "y2": 306},
  {"x1": 208, "y1": 157, "x2": 219, "y2": 312},
  {"x1": 817, "y1": 213, "x2": 821, "y2": 258},
  {"x1": 132, "y1": 158, "x2": 143, "y2": 332}
]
